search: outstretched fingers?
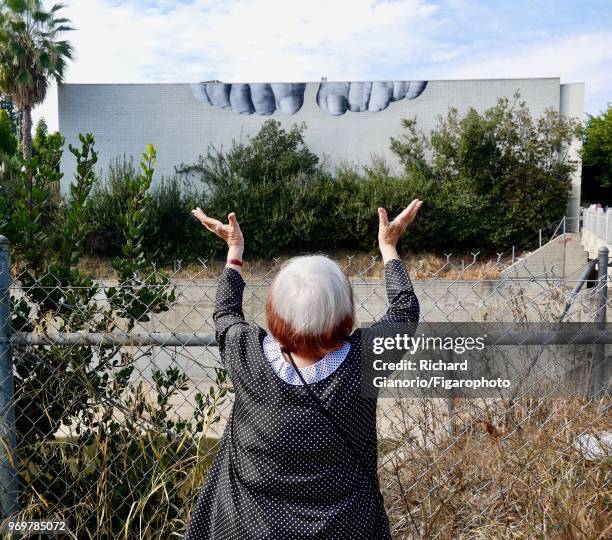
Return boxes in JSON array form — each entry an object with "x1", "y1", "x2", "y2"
[
  {"x1": 394, "y1": 199, "x2": 422, "y2": 228},
  {"x1": 227, "y1": 212, "x2": 240, "y2": 230},
  {"x1": 378, "y1": 207, "x2": 389, "y2": 230},
  {"x1": 393, "y1": 199, "x2": 418, "y2": 223},
  {"x1": 192, "y1": 207, "x2": 227, "y2": 239}
]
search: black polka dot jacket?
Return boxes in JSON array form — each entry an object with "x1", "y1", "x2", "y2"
[{"x1": 185, "y1": 259, "x2": 419, "y2": 539}]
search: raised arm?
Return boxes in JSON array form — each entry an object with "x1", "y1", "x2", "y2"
[
  {"x1": 191, "y1": 208, "x2": 248, "y2": 343},
  {"x1": 376, "y1": 200, "x2": 422, "y2": 324},
  {"x1": 377, "y1": 259, "x2": 419, "y2": 324},
  {"x1": 361, "y1": 201, "x2": 422, "y2": 388}
]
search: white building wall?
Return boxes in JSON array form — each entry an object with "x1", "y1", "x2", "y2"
[
  {"x1": 58, "y1": 78, "x2": 583, "y2": 217},
  {"x1": 560, "y1": 82, "x2": 585, "y2": 229}
]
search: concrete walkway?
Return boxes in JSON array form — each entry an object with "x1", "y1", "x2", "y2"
[{"x1": 503, "y1": 233, "x2": 589, "y2": 283}]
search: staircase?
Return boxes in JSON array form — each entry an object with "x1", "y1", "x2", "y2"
[{"x1": 503, "y1": 232, "x2": 589, "y2": 281}]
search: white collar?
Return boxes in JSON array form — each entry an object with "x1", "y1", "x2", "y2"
[{"x1": 262, "y1": 335, "x2": 350, "y2": 385}]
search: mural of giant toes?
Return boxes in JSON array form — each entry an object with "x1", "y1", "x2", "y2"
[
  {"x1": 191, "y1": 80, "x2": 427, "y2": 116},
  {"x1": 317, "y1": 81, "x2": 428, "y2": 116},
  {"x1": 190, "y1": 82, "x2": 307, "y2": 115}
]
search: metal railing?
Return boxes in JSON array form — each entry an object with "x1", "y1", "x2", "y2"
[
  {"x1": 0, "y1": 236, "x2": 610, "y2": 539},
  {"x1": 583, "y1": 205, "x2": 612, "y2": 244}
]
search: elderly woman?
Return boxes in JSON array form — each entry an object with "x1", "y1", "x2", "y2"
[{"x1": 185, "y1": 200, "x2": 422, "y2": 540}]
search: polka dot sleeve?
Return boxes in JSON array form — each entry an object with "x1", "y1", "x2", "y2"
[
  {"x1": 213, "y1": 267, "x2": 249, "y2": 371},
  {"x1": 378, "y1": 258, "x2": 420, "y2": 324},
  {"x1": 362, "y1": 258, "x2": 420, "y2": 380}
]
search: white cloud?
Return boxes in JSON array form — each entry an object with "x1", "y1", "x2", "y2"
[
  {"x1": 53, "y1": 0, "x2": 440, "y2": 82},
  {"x1": 436, "y1": 31, "x2": 612, "y2": 115}
]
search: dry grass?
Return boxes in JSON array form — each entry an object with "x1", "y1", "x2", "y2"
[
  {"x1": 380, "y1": 398, "x2": 612, "y2": 539},
  {"x1": 76, "y1": 251, "x2": 514, "y2": 281}
]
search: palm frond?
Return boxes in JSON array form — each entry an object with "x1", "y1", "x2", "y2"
[
  {"x1": 31, "y1": 10, "x2": 50, "y2": 24},
  {"x1": 5, "y1": 0, "x2": 29, "y2": 14},
  {"x1": 0, "y1": 0, "x2": 73, "y2": 107},
  {"x1": 49, "y1": 3, "x2": 68, "y2": 14},
  {"x1": 53, "y1": 25, "x2": 75, "y2": 33}
]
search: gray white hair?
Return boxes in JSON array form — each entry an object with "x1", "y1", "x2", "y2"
[{"x1": 268, "y1": 255, "x2": 354, "y2": 336}]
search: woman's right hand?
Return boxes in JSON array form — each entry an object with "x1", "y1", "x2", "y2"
[{"x1": 377, "y1": 199, "x2": 423, "y2": 262}]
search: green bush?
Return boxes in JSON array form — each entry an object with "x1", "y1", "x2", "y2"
[
  {"x1": 0, "y1": 107, "x2": 17, "y2": 155},
  {"x1": 177, "y1": 120, "x2": 319, "y2": 188},
  {"x1": 175, "y1": 120, "x2": 331, "y2": 258},
  {"x1": 0, "y1": 130, "x2": 64, "y2": 268},
  {"x1": 87, "y1": 156, "x2": 140, "y2": 255},
  {"x1": 0, "y1": 149, "x2": 21, "y2": 226},
  {"x1": 391, "y1": 96, "x2": 581, "y2": 248},
  {"x1": 143, "y1": 176, "x2": 201, "y2": 261},
  {"x1": 87, "y1": 158, "x2": 203, "y2": 262},
  {"x1": 83, "y1": 101, "x2": 580, "y2": 261},
  {"x1": 31, "y1": 118, "x2": 64, "y2": 160},
  {"x1": 2, "y1": 135, "x2": 226, "y2": 538},
  {"x1": 581, "y1": 105, "x2": 612, "y2": 204}
]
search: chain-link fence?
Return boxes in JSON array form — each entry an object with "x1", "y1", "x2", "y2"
[{"x1": 0, "y1": 234, "x2": 610, "y2": 539}]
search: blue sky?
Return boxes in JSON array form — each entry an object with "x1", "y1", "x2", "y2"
[{"x1": 36, "y1": 0, "x2": 612, "y2": 129}]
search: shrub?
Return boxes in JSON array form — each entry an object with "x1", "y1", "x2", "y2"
[
  {"x1": 1, "y1": 130, "x2": 64, "y2": 268},
  {"x1": 87, "y1": 158, "x2": 203, "y2": 263},
  {"x1": 86, "y1": 156, "x2": 139, "y2": 255},
  {"x1": 0, "y1": 150, "x2": 21, "y2": 226},
  {"x1": 177, "y1": 120, "x2": 319, "y2": 188},
  {"x1": 178, "y1": 120, "x2": 332, "y2": 258},
  {"x1": 0, "y1": 107, "x2": 16, "y2": 155},
  {"x1": 3, "y1": 135, "x2": 226, "y2": 538},
  {"x1": 143, "y1": 175, "x2": 201, "y2": 262},
  {"x1": 350, "y1": 168, "x2": 455, "y2": 252},
  {"x1": 581, "y1": 105, "x2": 612, "y2": 204},
  {"x1": 391, "y1": 96, "x2": 581, "y2": 248},
  {"x1": 84, "y1": 100, "x2": 581, "y2": 261}
]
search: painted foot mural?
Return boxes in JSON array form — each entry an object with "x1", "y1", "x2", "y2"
[
  {"x1": 190, "y1": 82, "x2": 307, "y2": 115},
  {"x1": 191, "y1": 81, "x2": 427, "y2": 116},
  {"x1": 316, "y1": 81, "x2": 428, "y2": 115}
]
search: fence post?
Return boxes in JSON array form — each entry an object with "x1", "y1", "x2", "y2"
[
  {"x1": 0, "y1": 236, "x2": 19, "y2": 519},
  {"x1": 593, "y1": 246, "x2": 608, "y2": 400},
  {"x1": 562, "y1": 216, "x2": 567, "y2": 285},
  {"x1": 445, "y1": 348, "x2": 455, "y2": 438}
]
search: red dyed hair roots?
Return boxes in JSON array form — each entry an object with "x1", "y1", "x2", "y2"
[{"x1": 265, "y1": 295, "x2": 354, "y2": 357}]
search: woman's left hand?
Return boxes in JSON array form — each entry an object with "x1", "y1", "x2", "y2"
[{"x1": 192, "y1": 207, "x2": 244, "y2": 259}]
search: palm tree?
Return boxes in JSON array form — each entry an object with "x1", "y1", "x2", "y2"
[{"x1": 0, "y1": 0, "x2": 73, "y2": 159}]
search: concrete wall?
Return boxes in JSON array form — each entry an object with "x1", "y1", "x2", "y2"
[
  {"x1": 58, "y1": 78, "x2": 584, "y2": 217},
  {"x1": 560, "y1": 82, "x2": 585, "y2": 226}
]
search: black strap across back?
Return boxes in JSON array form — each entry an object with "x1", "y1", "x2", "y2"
[{"x1": 281, "y1": 348, "x2": 379, "y2": 487}]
